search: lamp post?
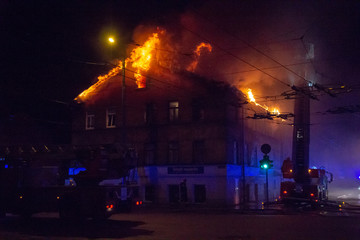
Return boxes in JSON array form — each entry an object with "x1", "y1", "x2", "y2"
[
  {"x1": 121, "y1": 58, "x2": 126, "y2": 147},
  {"x1": 107, "y1": 36, "x2": 127, "y2": 148}
]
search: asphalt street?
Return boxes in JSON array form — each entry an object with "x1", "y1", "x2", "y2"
[{"x1": 0, "y1": 207, "x2": 359, "y2": 240}]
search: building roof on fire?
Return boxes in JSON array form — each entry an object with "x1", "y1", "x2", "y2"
[{"x1": 75, "y1": 67, "x2": 247, "y2": 107}]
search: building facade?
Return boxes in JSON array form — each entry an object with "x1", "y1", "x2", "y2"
[{"x1": 72, "y1": 69, "x2": 288, "y2": 207}]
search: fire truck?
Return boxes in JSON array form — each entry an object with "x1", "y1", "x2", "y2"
[
  {"x1": 279, "y1": 88, "x2": 333, "y2": 205},
  {"x1": 0, "y1": 145, "x2": 139, "y2": 219},
  {"x1": 280, "y1": 158, "x2": 333, "y2": 203}
]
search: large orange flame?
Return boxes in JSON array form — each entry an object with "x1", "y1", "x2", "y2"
[
  {"x1": 129, "y1": 33, "x2": 160, "y2": 88},
  {"x1": 187, "y1": 42, "x2": 212, "y2": 72},
  {"x1": 247, "y1": 88, "x2": 269, "y2": 111},
  {"x1": 246, "y1": 88, "x2": 282, "y2": 116},
  {"x1": 75, "y1": 60, "x2": 123, "y2": 102},
  {"x1": 75, "y1": 32, "x2": 161, "y2": 102}
]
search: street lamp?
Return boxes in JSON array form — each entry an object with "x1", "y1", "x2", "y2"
[
  {"x1": 107, "y1": 36, "x2": 126, "y2": 148},
  {"x1": 108, "y1": 37, "x2": 115, "y2": 44}
]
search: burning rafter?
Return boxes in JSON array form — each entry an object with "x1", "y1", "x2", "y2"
[
  {"x1": 75, "y1": 60, "x2": 123, "y2": 102},
  {"x1": 245, "y1": 88, "x2": 286, "y2": 118}
]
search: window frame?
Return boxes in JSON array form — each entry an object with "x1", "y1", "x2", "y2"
[
  {"x1": 192, "y1": 140, "x2": 205, "y2": 163},
  {"x1": 168, "y1": 141, "x2": 179, "y2": 164},
  {"x1": 168, "y1": 101, "x2": 179, "y2": 122},
  {"x1": 192, "y1": 99, "x2": 205, "y2": 122},
  {"x1": 144, "y1": 143, "x2": 156, "y2": 165},
  {"x1": 106, "y1": 107, "x2": 117, "y2": 128},
  {"x1": 85, "y1": 112, "x2": 95, "y2": 130},
  {"x1": 144, "y1": 103, "x2": 155, "y2": 125}
]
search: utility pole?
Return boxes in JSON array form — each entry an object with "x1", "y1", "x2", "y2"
[{"x1": 121, "y1": 59, "x2": 126, "y2": 148}]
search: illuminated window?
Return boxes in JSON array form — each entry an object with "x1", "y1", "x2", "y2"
[
  {"x1": 86, "y1": 112, "x2": 95, "y2": 130},
  {"x1": 106, "y1": 107, "x2": 116, "y2": 128},
  {"x1": 168, "y1": 101, "x2": 179, "y2": 122}
]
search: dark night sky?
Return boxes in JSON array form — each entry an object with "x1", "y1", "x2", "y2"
[
  {"x1": 1, "y1": 0, "x2": 359, "y2": 101},
  {"x1": 0, "y1": 0, "x2": 194, "y2": 101},
  {"x1": 1, "y1": 0, "x2": 360, "y2": 194}
]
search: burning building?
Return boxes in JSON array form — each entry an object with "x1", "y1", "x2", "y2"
[{"x1": 71, "y1": 30, "x2": 289, "y2": 207}]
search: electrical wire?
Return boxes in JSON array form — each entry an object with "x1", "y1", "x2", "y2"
[
  {"x1": 187, "y1": 9, "x2": 314, "y2": 86},
  {"x1": 181, "y1": 25, "x2": 291, "y2": 88}
]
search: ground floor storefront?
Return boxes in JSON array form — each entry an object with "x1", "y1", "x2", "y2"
[{"x1": 135, "y1": 164, "x2": 281, "y2": 207}]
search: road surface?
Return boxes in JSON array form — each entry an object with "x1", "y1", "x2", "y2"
[{"x1": 0, "y1": 208, "x2": 359, "y2": 240}]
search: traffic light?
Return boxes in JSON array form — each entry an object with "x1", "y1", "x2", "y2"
[{"x1": 260, "y1": 155, "x2": 273, "y2": 169}]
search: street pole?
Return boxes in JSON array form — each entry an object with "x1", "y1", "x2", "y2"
[
  {"x1": 265, "y1": 168, "x2": 269, "y2": 203},
  {"x1": 241, "y1": 107, "x2": 246, "y2": 209},
  {"x1": 121, "y1": 59, "x2": 126, "y2": 148}
]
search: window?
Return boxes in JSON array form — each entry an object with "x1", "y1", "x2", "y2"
[
  {"x1": 168, "y1": 184, "x2": 180, "y2": 203},
  {"x1": 144, "y1": 143, "x2": 156, "y2": 165},
  {"x1": 168, "y1": 101, "x2": 179, "y2": 122},
  {"x1": 194, "y1": 185, "x2": 206, "y2": 203},
  {"x1": 193, "y1": 140, "x2": 205, "y2": 163},
  {"x1": 86, "y1": 112, "x2": 95, "y2": 130},
  {"x1": 144, "y1": 103, "x2": 155, "y2": 125},
  {"x1": 145, "y1": 185, "x2": 155, "y2": 202},
  {"x1": 233, "y1": 141, "x2": 238, "y2": 164},
  {"x1": 192, "y1": 99, "x2": 205, "y2": 121},
  {"x1": 106, "y1": 107, "x2": 116, "y2": 128},
  {"x1": 168, "y1": 141, "x2": 179, "y2": 164}
]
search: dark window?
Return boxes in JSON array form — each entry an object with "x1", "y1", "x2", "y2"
[
  {"x1": 180, "y1": 180, "x2": 188, "y2": 202},
  {"x1": 144, "y1": 103, "x2": 155, "y2": 124},
  {"x1": 168, "y1": 101, "x2": 179, "y2": 122},
  {"x1": 245, "y1": 184, "x2": 250, "y2": 202},
  {"x1": 192, "y1": 99, "x2": 204, "y2": 121},
  {"x1": 255, "y1": 184, "x2": 259, "y2": 202},
  {"x1": 145, "y1": 185, "x2": 155, "y2": 202},
  {"x1": 233, "y1": 141, "x2": 238, "y2": 164},
  {"x1": 168, "y1": 141, "x2": 179, "y2": 164},
  {"x1": 144, "y1": 143, "x2": 156, "y2": 165},
  {"x1": 106, "y1": 107, "x2": 116, "y2": 128},
  {"x1": 193, "y1": 140, "x2": 205, "y2": 163},
  {"x1": 86, "y1": 112, "x2": 95, "y2": 130},
  {"x1": 168, "y1": 184, "x2": 180, "y2": 203},
  {"x1": 194, "y1": 185, "x2": 206, "y2": 203}
]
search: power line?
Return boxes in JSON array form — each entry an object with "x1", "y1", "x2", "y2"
[
  {"x1": 181, "y1": 25, "x2": 291, "y2": 88},
  {"x1": 221, "y1": 60, "x2": 312, "y2": 76},
  {"x1": 188, "y1": 9, "x2": 314, "y2": 86}
]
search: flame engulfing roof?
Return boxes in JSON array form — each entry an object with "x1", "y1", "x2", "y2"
[
  {"x1": 75, "y1": 32, "x2": 162, "y2": 103},
  {"x1": 74, "y1": 28, "x2": 214, "y2": 104}
]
